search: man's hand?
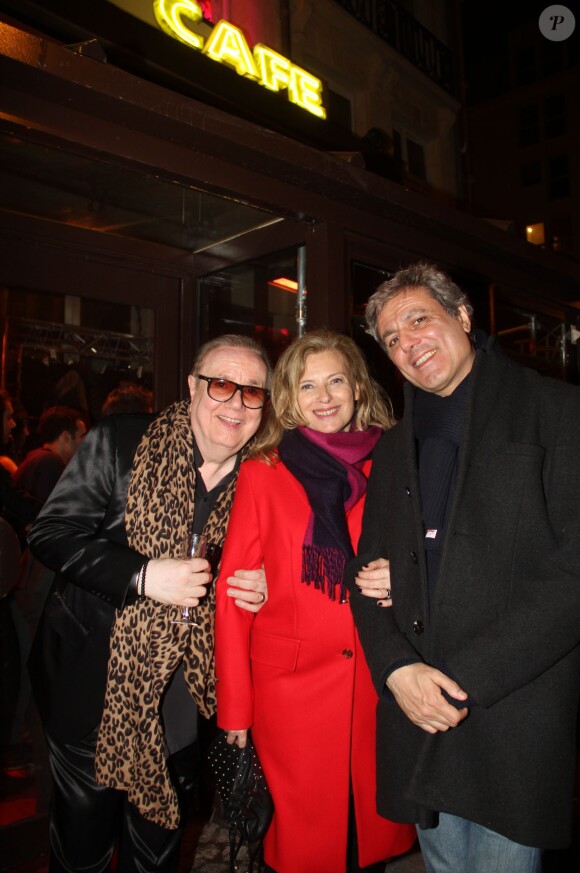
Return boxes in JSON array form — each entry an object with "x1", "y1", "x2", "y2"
[
  {"x1": 387, "y1": 663, "x2": 469, "y2": 734},
  {"x1": 227, "y1": 729, "x2": 248, "y2": 748},
  {"x1": 144, "y1": 557, "x2": 212, "y2": 606},
  {"x1": 355, "y1": 558, "x2": 393, "y2": 607},
  {"x1": 227, "y1": 567, "x2": 267, "y2": 613}
]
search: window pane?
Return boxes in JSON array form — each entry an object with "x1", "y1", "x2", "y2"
[
  {"x1": 494, "y1": 299, "x2": 566, "y2": 379},
  {"x1": 545, "y1": 94, "x2": 566, "y2": 138},
  {"x1": 407, "y1": 139, "x2": 426, "y2": 180},
  {"x1": 516, "y1": 47, "x2": 536, "y2": 86},
  {"x1": 351, "y1": 261, "x2": 391, "y2": 316},
  {"x1": 551, "y1": 215, "x2": 572, "y2": 253},
  {"x1": 521, "y1": 163, "x2": 541, "y2": 186},
  {"x1": 519, "y1": 104, "x2": 539, "y2": 147},
  {"x1": 549, "y1": 154, "x2": 570, "y2": 199},
  {"x1": 198, "y1": 248, "x2": 299, "y2": 364},
  {"x1": 525, "y1": 222, "x2": 545, "y2": 246},
  {"x1": 0, "y1": 288, "x2": 154, "y2": 428}
]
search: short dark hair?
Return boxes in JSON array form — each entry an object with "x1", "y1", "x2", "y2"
[
  {"x1": 101, "y1": 384, "x2": 153, "y2": 416},
  {"x1": 39, "y1": 406, "x2": 83, "y2": 443},
  {"x1": 366, "y1": 262, "x2": 474, "y2": 347}
]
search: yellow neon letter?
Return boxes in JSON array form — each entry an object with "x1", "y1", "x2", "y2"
[
  {"x1": 153, "y1": 0, "x2": 204, "y2": 50},
  {"x1": 253, "y1": 44, "x2": 291, "y2": 92},
  {"x1": 202, "y1": 21, "x2": 258, "y2": 79},
  {"x1": 289, "y1": 66, "x2": 326, "y2": 119}
]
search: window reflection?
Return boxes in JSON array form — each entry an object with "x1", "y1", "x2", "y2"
[{"x1": 198, "y1": 248, "x2": 299, "y2": 365}]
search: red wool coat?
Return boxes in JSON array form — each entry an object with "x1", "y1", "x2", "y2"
[{"x1": 216, "y1": 458, "x2": 415, "y2": 873}]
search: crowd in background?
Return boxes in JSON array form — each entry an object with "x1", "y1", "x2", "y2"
[{"x1": 0, "y1": 381, "x2": 153, "y2": 795}]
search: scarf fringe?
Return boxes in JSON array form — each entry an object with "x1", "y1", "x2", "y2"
[{"x1": 302, "y1": 544, "x2": 347, "y2": 602}]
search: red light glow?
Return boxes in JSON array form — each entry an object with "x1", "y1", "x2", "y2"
[{"x1": 269, "y1": 277, "x2": 298, "y2": 293}]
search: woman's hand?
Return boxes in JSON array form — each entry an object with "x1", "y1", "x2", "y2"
[
  {"x1": 142, "y1": 557, "x2": 212, "y2": 606},
  {"x1": 227, "y1": 567, "x2": 268, "y2": 613},
  {"x1": 226, "y1": 729, "x2": 248, "y2": 748},
  {"x1": 355, "y1": 558, "x2": 393, "y2": 607}
]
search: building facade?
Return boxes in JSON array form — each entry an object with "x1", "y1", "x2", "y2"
[
  {"x1": 465, "y1": 8, "x2": 579, "y2": 260},
  {"x1": 0, "y1": 0, "x2": 577, "y2": 428},
  {"x1": 1, "y1": 0, "x2": 580, "y2": 863}
]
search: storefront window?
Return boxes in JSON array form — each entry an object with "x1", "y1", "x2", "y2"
[
  {"x1": 493, "y1": 298, "x2": 570, "y2": 380},
  {"x1": 0, "y1": 285, "x2": 153, "y2": 846},
  {"x1": 198, "y1": 248, "x2": 300, "y2": 364},
  {"x1": 0, "y1": 287, "x2": 153, "y2": 430}
]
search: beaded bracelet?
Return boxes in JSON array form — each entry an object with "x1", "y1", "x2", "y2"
[{"x1": 138, "y1": 559, "x2": 149, "y2": 599}]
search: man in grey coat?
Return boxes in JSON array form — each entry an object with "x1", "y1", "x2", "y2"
[{"x1": 348, "y1": 262, "x2": 580, "y2": 873}]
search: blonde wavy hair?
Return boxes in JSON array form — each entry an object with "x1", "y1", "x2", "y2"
[{"x1": 250, "y1": 330, "x2": 394, "y2": 461}]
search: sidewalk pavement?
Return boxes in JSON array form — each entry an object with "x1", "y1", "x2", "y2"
[{"x1": 191, "y1": 817, "x2": 426, "y2": 872}]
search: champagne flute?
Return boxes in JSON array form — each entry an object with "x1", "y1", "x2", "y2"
[{"x1": 173, "y1": 532, "x2": 208, "y2": 625}]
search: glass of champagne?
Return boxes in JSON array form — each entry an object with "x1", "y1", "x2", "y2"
[{"x1": 173, "y1": 532, "x2": 208, "y2": 625}]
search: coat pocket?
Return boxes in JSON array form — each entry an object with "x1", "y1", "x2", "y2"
[
  {"x1": 44, "y1": 590, "x2": 89, "y2": 651},
  {"x1": 250, "y1": 629, "x2": 300, "y2": 672}
]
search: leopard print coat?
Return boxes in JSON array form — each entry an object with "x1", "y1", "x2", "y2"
[{"x1": 95, "y1": 400, "x2": 244, "y2": 829}]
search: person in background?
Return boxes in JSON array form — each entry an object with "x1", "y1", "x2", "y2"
[
  {"x1": 27, "y1": 335, "x2": 271, "y2": 873},
  {"x1": 0, "y1": 389, "x2": 40, "y2": 785},
  {"x1": 101, "y1": 383, "x2": 154, "y2": 416},
  {"x1": 0, "y1": 387, "x2": 18, "y2": 476},
  {"x1": 0, "y1": 397, "x2": 30, "y2": 476},
  {"x1": 216, "y1": 330, "x2": 416, "y2": 873},
  {"x1": 9, "y1": 399, "x2": 32, "y2": 469},
  {"x1": 0, "y1": 389, "x2": 40, "y2": 525},
  {"x1": 348, "y1": 263, "x2": 580, "y2": 873},
  {"x1": 10, "y1": 407, "x2": 87, "y2": 755},
  {"x1": 15, "y1": 406, "x2": 87, "y2": 504},
  {"x1": 0, "y1": 396, "x2": 30, "y2": 475}
]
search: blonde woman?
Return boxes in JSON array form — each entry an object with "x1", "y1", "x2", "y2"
[{"x1": 216, "y1": 331, "x2": 415, "y2": 873}]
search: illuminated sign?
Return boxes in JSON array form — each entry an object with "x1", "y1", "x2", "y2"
[{"x1": 153, "y1": 0, "x2": 326, "y2": 119}]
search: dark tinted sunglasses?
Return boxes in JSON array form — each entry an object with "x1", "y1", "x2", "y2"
[{"x1": 196, "y1": 375, "x2": 270, "y2": 409}]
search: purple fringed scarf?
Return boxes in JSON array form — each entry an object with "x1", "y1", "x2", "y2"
[{"x1": 277, "y1": 425, "x2": 382, "y2": 601}]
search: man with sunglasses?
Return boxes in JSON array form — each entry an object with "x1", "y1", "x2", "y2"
[{"x1": 28, "y1": 335, "x2": 271, "y2": 873}]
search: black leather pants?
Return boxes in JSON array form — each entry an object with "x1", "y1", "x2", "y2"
[{"x1": 45, "y1": 729, "x2": 197, "y2": 873}]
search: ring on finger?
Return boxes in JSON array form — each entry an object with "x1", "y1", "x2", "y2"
[
  {"x1": 257, "y1": 592, "x2": 266, "y2": 604},
  {"x1": 385, "y1": 588, "x2": 392, "y2": 599}
]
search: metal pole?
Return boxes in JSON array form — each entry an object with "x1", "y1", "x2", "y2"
[
  {"x1": 530, "y1": 315, "x2": 537, "y2": 355},
  {"x1": 296, "y1": 245, "x2": 307, "y2": 337},
  {"x1": 561, "y1": 321, "x2": 567, "y2": 379},
  {"x1": 488, "y1": 283, "x2": 496, "y2": 336}
]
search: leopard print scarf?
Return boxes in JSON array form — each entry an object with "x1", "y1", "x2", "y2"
[{"x1": 95, "y1": 400, "x2": 242, "y2": 829}]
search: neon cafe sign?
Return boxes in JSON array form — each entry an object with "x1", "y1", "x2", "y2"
[{"x1": 153, "y1": 0, "x2": 326, "y2": 119}]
